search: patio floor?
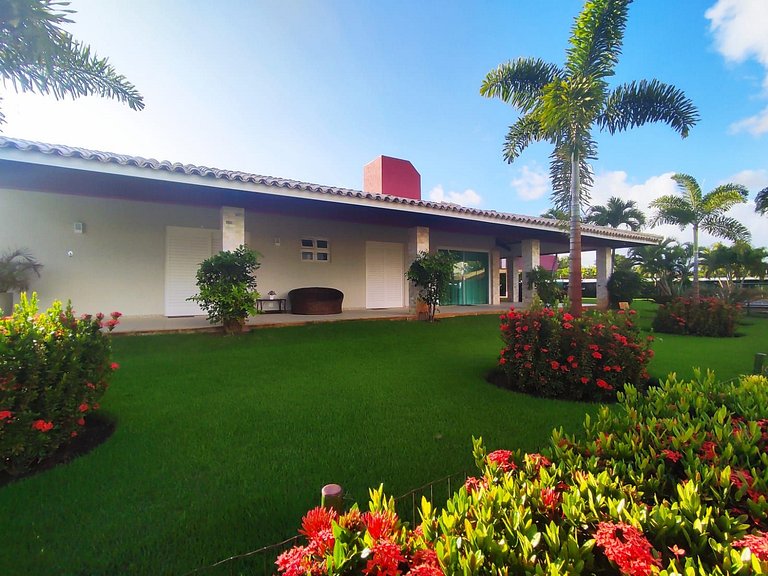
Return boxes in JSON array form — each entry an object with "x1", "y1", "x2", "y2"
[{"x1": 112, "y1": 304, "x2": 515, "y2": 335}]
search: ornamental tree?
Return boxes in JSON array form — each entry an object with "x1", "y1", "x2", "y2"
[{"x1": 406, "y1": 251, "x2": 455, "y2": 322}]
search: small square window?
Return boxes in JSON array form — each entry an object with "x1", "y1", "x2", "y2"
[
  {"x1": 300, "y1": 237, "x2": 330, "y2": 263},
  {"x1": 301, "y1": 239, "x2": 314, "y2": 248},
  {"x1": 316, "y1": 252, "x2": 329, "y2": 261},
  {"x1": 301, "y1": 252, "x2": 314, "y2": 260},
  {"x1": 316, "y1": 239, "x2": 329, "y2": 249}
]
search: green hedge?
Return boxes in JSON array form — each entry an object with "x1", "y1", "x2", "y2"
[
  {"x1": 0, "y1": 294, "x2": 119, "y2": 475},
  {"x1": 653, "y1": 296, "x2": 741, "y2": 337},
  {"x1": 278, "y1": 371, "x2": 768, "y2": 575}
]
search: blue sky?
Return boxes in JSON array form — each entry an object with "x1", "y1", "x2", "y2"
[{"x1": 4, "y1": 0, "x2": 768, "y2": 248}]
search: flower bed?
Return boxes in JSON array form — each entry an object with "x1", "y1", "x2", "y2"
[
  {"x1": 278, "y1": 371, "x2": 768, "y2": 575},
  {"x1": 496, "y1": 303, "x2": 653, "y2": 401},
  {"x1": 0, "y1": 294, "x2": 120, "y2": 475},
  {"x1": 652, "y1": 296, "x2": 741, "y2": 337}
]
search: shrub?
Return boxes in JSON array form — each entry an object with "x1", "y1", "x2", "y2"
[
  {"x1": 0, "y1": 293, "x2": 120, "y2": 475},
  {"x1": 188, "y1": 245, "x2": 261, "y2": 334},
  {"x1": 652, "y1": 296, "x2": 741, "y2": 337},
  {"x1": 607, "y1": 269, "x2": 642, "y2": 308},
  {"x1": 279, "y1": 371, "x2": 768, "y2": 576},
  {"x1": 497, "y1": 302, "x2": 653, "y2": 401},
  {"x1": 525, "y1": 266, "x2": 564, "y2": 306},
  {"x1": 406, "y1": 251, "x2": 455, "y2": 322}
]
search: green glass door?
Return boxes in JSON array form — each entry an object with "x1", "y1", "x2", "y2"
[{"x1": 440, "y1": 250, "x2": 489, "y2": 305}]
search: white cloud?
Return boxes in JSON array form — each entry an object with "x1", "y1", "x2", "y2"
[
  {"x1": 726, "y1": 168, "x2": 768, "y2": 191},
  {"x1": 428, "y1": 185, "x2": 482, "y2": 207},
  {"x1": 510, "y1": 164, "x2": 549, "y2": 200},
  {"x1": 729, "y1": 105, "x2": 768, "y2": 135}
]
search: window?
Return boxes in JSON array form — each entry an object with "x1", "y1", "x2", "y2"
[{"x1": 300, "y1": 238, "x2": 330, "y2": 262}]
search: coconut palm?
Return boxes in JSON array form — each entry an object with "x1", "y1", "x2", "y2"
[
  {"x1": 481, "y1": 0, "x2": 698, "y2": 315},
  {"x1": 649, "y1": 173, "x2": 749, "y2": 302},
  {"x1": 0, "y1": 0, "x2": 144, "y2": 124},
  {"x1": 586, "y1": 197, "x2": 646, "y2": 230},
  {"x1": 756, "y1": 187, "x2": 768, "y2": 216}
]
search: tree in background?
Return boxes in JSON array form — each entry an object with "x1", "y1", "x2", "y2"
[
  {"x1": 756, "y1": 187, "x2": 768, "y2": 216},
  {"x1": 629, "y1": 238, "x2": 692, "y2": 302},
  {"x1": 586, "y1": 197, "x2": 646, "y2": 230},
  {"x1": 406, "y1": 251, "x2": 455, "y2": 322},
  {"x1": 701, "y1": 241, "x2": 768, "y2": 300},
  {"x1": 481, "y1": 0, "x2": 697, "y2": 315},
  {"x1": 649, "y1": 173, "x2": 749, "y2": 302},
  {"x1": 0, "y1": 0, "x2": 144, "y2": 124}
]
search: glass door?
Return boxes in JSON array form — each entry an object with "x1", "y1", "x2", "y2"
[{"x1": 440, "y1": 250, "x2": 489, "y2": 305}]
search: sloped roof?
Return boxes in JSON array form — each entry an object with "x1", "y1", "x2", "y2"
[{"x1": 0, "y1": 136, "x2": 661, "y2": 245}]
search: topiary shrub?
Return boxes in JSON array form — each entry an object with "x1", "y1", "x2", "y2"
[
  {"x1": 652, "y1": 296, "x2": 741, "y2": 337},
  {"x1": 0, "y1": 293, "x2": 120, "y2": 475},
  {"x1": 497, "y1": 301, "x2": 653, "y2": 401},
  {"x1": 188, "y1": 245, "x2": 261, "y2": 334},
  {"x1": 607, "y1": 269, "x2": 642, "y2": 308},
  {"x1": 279, "y1": 371, "x2": 768, "y2": 576}
]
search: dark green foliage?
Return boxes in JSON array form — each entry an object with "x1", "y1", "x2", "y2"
[
  {"x1": 0, "y1": 294, "x2": 118, "y2": 474},
  {"x1": 406, "y1": 250, "x2": 455, "y2": 321},
  {"x1": 525, "y1": 266, "x2": 564, "y2": 306},
  {"x1": 0, "y1": 248, "x2": 42, "y2": 292},
  {"x1": 653, "y1": 296, "x2": 741, "y2": 337},
  {"x1": 606, "y1": 268, "x2": 642, "y2": 307},
  {"x1": 188, "y1": 245, "x2": 260, "y2": 334}
]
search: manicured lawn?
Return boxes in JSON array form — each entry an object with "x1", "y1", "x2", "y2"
[
  {"x1": 0, "y1": 316, "x2": 593, "y2": 576},
  {"x1": 2, "y1": 307, "x2": 765, "y2": 576}
]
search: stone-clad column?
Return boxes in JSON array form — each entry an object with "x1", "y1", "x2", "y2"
[
  {"x1": 490, "y1": 248, "x2": 501, "y2": 305},
  {"x1": 221, "y1": 206, "x2": 245, "y2": 251},
  {"x1": 521, "y1": 239, "x2": 541, "y2": 306},
  {"x1": 596, "y1": 246, "x2": 613, "y2": 310}
]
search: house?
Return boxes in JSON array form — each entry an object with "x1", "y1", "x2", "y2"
[{"x1": 0, "y1": 136, "x2": 659, "y2": 317}]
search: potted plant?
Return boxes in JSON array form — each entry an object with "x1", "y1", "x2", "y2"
[{"x1": 0, "y1": 249, "x2": 43, "y2": 315}]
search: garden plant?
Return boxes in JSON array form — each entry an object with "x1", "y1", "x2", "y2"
[
  {"x1": 406, "y1": 251, "x2": 455, "y2": 322},
  {"x1": 653, "y1": 296, "x2": 741, "y2": 337}
]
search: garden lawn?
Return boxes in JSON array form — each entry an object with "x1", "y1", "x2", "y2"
[{"x1": 0, "y1": 316, "x2": 592, "y2": 576}]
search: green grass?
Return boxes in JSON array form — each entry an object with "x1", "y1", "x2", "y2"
[
  {"x1": 1, "y1": 308, "x2": 765, "y2": 576},
  {"x1": 0, "y1": 316, "x2": 592, "y2": 576}
]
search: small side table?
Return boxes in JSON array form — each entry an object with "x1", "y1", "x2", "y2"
[{"x1": 256, "y1": 298, "x2": 287, "y2": 314}]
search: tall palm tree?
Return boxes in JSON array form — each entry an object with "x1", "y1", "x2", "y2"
[
  {"x1": 756, "y1": 187, "x2": 768, "y2": 216},
  {"x1": 586, "y1": 197, "x2": 646, "y2": 230},
  {"x1": 480, "y1": 0, "x2": 698, "y2": 315},
  {"x1": 649, "y1": 173, "x2": 749, "y2": 302},
  {"x1": 0, "y1": 0, "x2": 144, "y2": 124}
]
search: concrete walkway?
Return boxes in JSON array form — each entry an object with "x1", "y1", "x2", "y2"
[{"x1": 112, "y1": 304, "x2": 515, "y2": 335}]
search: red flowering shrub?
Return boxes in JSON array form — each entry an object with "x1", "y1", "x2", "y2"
[
  {"x1": 595, "y1": 522, "x2": 660, "y2": 576},
  {"x1": 497, "y1": 302, "x2": 653, "y2": 401},
  {"x1": 0, "y1": 293, "x2": 120, "y2": 475},
  {"x1": 652, "y1": 296, "x2": 740, "y2": 337}
]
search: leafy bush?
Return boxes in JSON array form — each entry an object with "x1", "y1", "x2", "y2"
[
  {"x1": 406, "y1": 251, "x2": 455, "y2": 322},
  {"x1": 279, "y1": 371, "x2": 768, "y2": 576},
  {"x1": 497, "y1": 302, "x2": 653, "y2": 401},
  {"x1": 607, "y1": 269, "x2": 642, "y2": 308},
  {"x1": 652, "y1": 296, "x2": 741, "y2": 337},
  {"x1": 188, "y1": 245, "x2": 261, "y2": 334},
  {"x1": 526, "y1": 266, "x2": 564, "y2": 306},
  {"x1": 0, "y1": 294, "x2": 120, "y2": 475}
]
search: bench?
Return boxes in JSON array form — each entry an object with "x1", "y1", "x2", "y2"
[{"x1": 289, "y1": 287, "x2": 344, "y2": 315}]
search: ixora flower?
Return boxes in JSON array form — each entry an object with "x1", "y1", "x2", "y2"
[
  {"x1": 110, "y1": 362, "x2": 120, "y2": 371},
  {"x1": 362, "y1": 510, "x2": 398, "y2": 541},
  {"x1": 362, "y1": 539, "x2": 405, "y2": 576},
  {"x1": 0, "y1": 410, "x2": 12, "y2": 421},
  {"x1": 487, "y1": 449, "x2": 517, "y2": 472},
  {"x1": 300, "y1": 506, "x2": 337, "y2": 556},
  {"x1": 31, "y1": 419, "x2": 54, "y2": 432},
  {"x1": 594, "y1": 522, "x2": 660, "y2": 576},
  {"x1": 275, "y1": 545, "x2": 312, "y2": 576},
  {"x1": 733, "y1": 532, "x2": 768, "y2": 561}
]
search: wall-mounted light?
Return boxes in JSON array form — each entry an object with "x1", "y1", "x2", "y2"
[
  {"x1": 74, "y1": 222, "x2": 85, "y2": 234},
  {"x1": 273, "y1": 237, "x2": 281, "y2": 247}
]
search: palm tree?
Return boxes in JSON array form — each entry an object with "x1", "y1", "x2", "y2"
[
  {"x1": 540, "y1": 207, "x2": 569, "y2": 221},
  {"x1": 586, "y1": 197, "x2": 646, "y2": 230},
  {"x1": 480, "y1": 0, "x2": 697, "y2": 316},
  {"x1": 756, "y1": 187, "x2": 768, "y2": 216},
  {"x1": 0, "y1": 0, "x2": 144, "y2": 124},
  {"x1": 649, "y1": 173, "x2": 749, "y2": 302},
  {"x1": 629, "y1": 238, "x2": 691, "y2": 300}
]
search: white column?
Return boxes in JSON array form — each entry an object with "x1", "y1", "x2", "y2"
[
  {"x1": 596, "y1": 246, "x2": 613, "y2": 310},
  {"x1": 221, "y1": 206, "x2": 245, "y2": 252},
  {"x1": 407, "y1": 226, "x2": 430, "y2": 309},
  {"x1": 510, "y1": 256, "x2": 520, "y2": 304},
  {"x1": 490, "y1": 248, "x2": 501, "y2": 305},
  {"x1": 521, "y1": 239, "x2": 541, "y2": 306}
]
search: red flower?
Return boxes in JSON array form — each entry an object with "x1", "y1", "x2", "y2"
[
  {"x1": 661, "y1": 449, "x2": 682, "y2": 463},
  {"x1": 596, "y1": 379, "x2": 613, "y2": 390},
  {"x1": 0, "y1": 410, "x2": 12, "y2": 421},
  {"x1": 594, "y1": 522, "x2": 660, "y2": 576},
  {"x1": 499, "y1": 357, "x2": 507, "y2": 365},
  {"x1": 567, "y1": 355, "x2": 575, "y2": 363},
  {"x1": 78, "y1": 403, "x2": 89, "y2": 413},
  {"x1": 362, "y1": 539, "x2": 405, "y2": 576},
  {"x1": 276, "y1": 545, "x2": 311, "y2": 576},
  {"x1": 362, "y1": 511, "x2": 398, "y2": 541},
  {"x1": 300, "y1": 506, "x2": 337, "y2": 539},
  {"x1": 77, "y1": 418, "x2": 86, "y2": 426},
  {"x1": 562, "y1": 312, "x2": 574, "y2": 322},
  {"x1": 592, "y1": 351, "x2": 603, "y2": 359},
  {"x1": 70, "y1": 431, "x2": 78, "y2": 438},
  {"x1": 550, "y1": 360, "x2": 560, "y2": 370},
  {"x1": 464, "y1": 476, "x2": 485, "y2": 493},
  {"x1": 487, "y1": 449, "x2": 517, "y2": 472},
  {"x1": 668, "y1": 544, "x2": 685, "y2": 558},
  {"x1": 562, "y1": 322, "x2": 573, "y2": 329},
  {"x1": 32, "y1": 419, "x2": 53, "y2": 432},
  {"x1": 525, "y1": 453, "x2": 552, "y2": 471},
  {"x1": 733, "y1": 532, "x2": 768, "y2": 561},
  {"x1": 700, "y1": 441, "x2": 717, "y2": 460},
  {"x1": 580, "y1": 377, "x2": 589, "y2": 384},
  {"x1": 540, "y1": 487, "x2": 561, "y2": 514},
  {"x1": 110, "y1": 362, "x2": 120, "y2": 371},
  {"x1": 111, "y1": 311, "x2": 123, "y2": 319}
]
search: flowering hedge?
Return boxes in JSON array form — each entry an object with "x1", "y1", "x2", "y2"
[
  {"x1": 652, "y1": 296, "x2": 741, "y2": 337},
  {"x1": 278, "y1": 371, "x2": 768, "y2": 575},
  {"x1": 0, "y1": 294, "x2": 120, "y2": 475},
  {"x1": 497, "y1": 303, "x2": 653, "y2": 401}
]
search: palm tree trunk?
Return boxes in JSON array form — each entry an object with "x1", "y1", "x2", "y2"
[
  {"x1": 569, "y1": 151, "x2": 583, "y2": 316},
  {"x1": 692, "y1": 224, "x2": 700, "y2": 303}
]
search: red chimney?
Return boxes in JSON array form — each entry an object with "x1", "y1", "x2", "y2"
[{"x1": 363, "y1": 156, "x2": 421, "y2": 200}]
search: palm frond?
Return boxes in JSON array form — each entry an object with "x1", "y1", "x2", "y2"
[
  {"x1": 480, "y1": 58, "x2": 562, "y2": 112},
  {"x1": 566, "y1": 0, "x2": 630, "y2": 79},
  {"x1": 757, "y1": 187, "x2": 768, "y2": 216},
  {"x1": 671, "y1": 173, "x2": 703, "y2": 206},
  {"x1": 599, "y1": 79, "x2": 699, "y2": 137},
  {"x1": 700, "y1": 214, "x2": 751, "y2": 242},
  {"x1": 502, "y1": 114, "x2": 544, "y2": 163},
  {"x1": 701, "y1": 184, "x2": 748, "y2": 214},
  {"x1": 649, "y1": 195, "x2": 695, "y2": 228}
]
